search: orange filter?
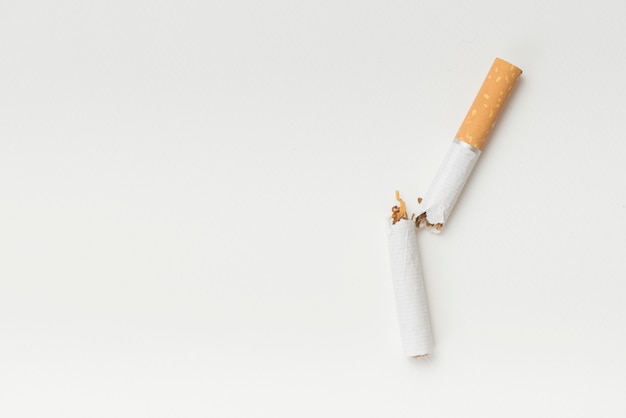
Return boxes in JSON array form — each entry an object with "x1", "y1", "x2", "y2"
[{"x1": 455, "y1": 58, "x2": 522, "y2": 150}]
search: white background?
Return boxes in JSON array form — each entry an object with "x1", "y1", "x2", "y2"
[{"x1": 1, "y1": 0, "x2": 626, "y2": 416}]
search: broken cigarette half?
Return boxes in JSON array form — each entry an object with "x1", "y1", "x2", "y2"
[
  {"x1": 388, "y1": 192, "x2": 433, "y2": 357},
  {"x1": 417, "y1": 58, "x2": 522, "y2": 231}
]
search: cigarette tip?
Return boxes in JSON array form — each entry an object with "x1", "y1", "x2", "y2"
[{"x1": 411, "y1": 354, "x2": 429, "y2": 359}]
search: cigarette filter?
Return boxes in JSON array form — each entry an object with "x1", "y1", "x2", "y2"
[
  {"x1": 417, "y1": 58, "x2": 522, "y2": 231},
  {"x1": 387, "y1": 194, "x2": 433, "y2": 357}
]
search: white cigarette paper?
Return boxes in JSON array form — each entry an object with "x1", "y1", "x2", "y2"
[
  {"x1": 417, "y1": 139, "x2": 480, "y2": 229},
  {"x1": 387, "y1": 218, "x2": 433, "y2": 357}
]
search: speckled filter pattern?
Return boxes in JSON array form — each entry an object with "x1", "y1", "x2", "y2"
[{"x1": 456, "y1": 58, "x2": 522, "y2": 150}]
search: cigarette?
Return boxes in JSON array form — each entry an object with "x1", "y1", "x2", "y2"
[
  {"x1": 417, "y1": 58, "x2": 522, "y2": 231},
  {"x1": 388, "y1": 192, "x2": 433, "y2": 357}
]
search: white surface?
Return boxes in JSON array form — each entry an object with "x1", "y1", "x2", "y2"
[
  {"x1": 418, "y1": 139, "x2": 480, "y2": 227},
  {"x1": 1, "y1": 0, "x2": 626, "y2": 417},
  {"x1": 387, "y1": 219, "x2": 432, "y2": 356}
]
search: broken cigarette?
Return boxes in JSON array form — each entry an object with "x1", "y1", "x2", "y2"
[
  {"x1": 417, "y1": 58, "x2": 522, "y2": 231},
  {"x1": 388, "y1": 192, "x2": 433, "y2": 357}
]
